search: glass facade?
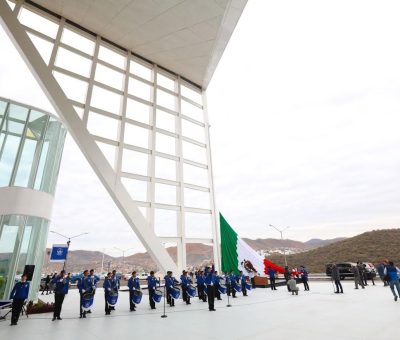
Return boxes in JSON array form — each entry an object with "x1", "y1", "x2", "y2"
[
  {"x1": 0, "y1": 98, "x2": 66, "y2": 300},
  {"x1": 0, "y1": 98, "x2": 66, "y2": 193}
]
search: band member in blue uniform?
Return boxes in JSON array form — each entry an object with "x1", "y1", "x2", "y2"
[
  {"x1": 225, "y1": 272, "x2": 232, "y2": 296},
  {"x1": 229, "y1": 272, "x2": 237, "y2": 298},
  {"x1": 268, "y1": 267, "x2": 277, "y2": 290},
  {"x1": 103, "y1": 272, "x2": 112, "y2": 315},
  {"x1": 239, "y1": 271, "x2": 248, "y2": 296},
  {"x1": 165, "y1": 271, "x2": 179, "y2": 307},
  {"x1": 196, "y1": 270, "x2": 207, "y2": 302},
  {"x1": 110, "y1": 270, "x2": 120, "y2": 310},
  {"x1": 52, "y1": 270, "x2": 70, "y2": 321},
  {"x1": 205, "y1": 263, "x2": 216, "y2": 311},
  {"x1": 86, "y1": 269, "x2": 97, "y2": 314},
  {"x1": 9, "y1": 274, "x2": 29, "y2": 326},
  {"x1": 180, "y1": 270, "x2": 192, "y2": 305},
  {"x1": 128, "y1": 271, "x2": 140, "y2": 311},
  {"x1": 214, "y1": 271, "x2": 222, "y2": 300},
  {"x1": 77, "y1": 270, "x2": 91, "y2": 318},
  {"x1": 147, "y1": 271, "x2": 159, "y2": 310}
]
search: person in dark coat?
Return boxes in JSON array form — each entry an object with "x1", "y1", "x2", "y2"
[
  {"x1": 352, "y1": 264, "x2": 364, "y2": 289},
  {"x1": 268, "y1": 267, "x2": 277, "y2": 290},
  {"x1": 52, "y1": 270, "x2": 70, "y2": 321},
  {"x1": 284, "y1": 266, "x2": 291, "y2": 292},
  {"x1": 331, "y1": 263, "x2": 343, "y2": 293},
  {"x1": 9, "y1": 274, "x2": 29, "y2": 326},
  {"x1": 377, "y1": 260, "x2": 389, "y2": 286},
  {"x1": 299, "y1": 266, "x2": 310, "y2": 291}
]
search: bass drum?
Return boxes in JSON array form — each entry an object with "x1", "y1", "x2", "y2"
[
  {"x1": 107, "y1": 290, "x2": 119, "y2": 307},
  {"x1": 132, "y1": 290, "x2": 142, "y2": 304},
  {"x1": 234, "y1": 284, "x2": 242, "y2": 293},
  {"x1": 170, "y1": 287, "x2": 181, "y2": 299},
  {"x1": 152, "y1": 290, "x2": 163, "y2": 303},
  {"x1": 218, "y1": 284, "x2": 227, "y2": 294},
  {"x1": 81, "y1": 291, "x2": 95, "y2": 311},
  {"x1": 187, "y1": 284, "x2": 197, "y2": 298}
]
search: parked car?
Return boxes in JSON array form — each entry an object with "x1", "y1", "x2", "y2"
[{"x1": 326, "y1": 262, "x2": 356, "y2": 280}]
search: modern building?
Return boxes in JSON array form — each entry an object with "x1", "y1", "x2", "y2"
[
  {"x1": 0, "y1": 97, "x2": 66, "y2": 300},
  {"x1": 0, "y1": 0, "x2": 247, "y2": 285}
]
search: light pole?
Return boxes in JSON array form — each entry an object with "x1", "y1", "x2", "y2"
[
  {"x1": 50, "y1": 231, "x2": 89, "y2": 271},
  {"x1": 268, "y1": 224, "x2": 290, "y2": 267},
  {"x1": 114, "y1": 247, "x2": 134, "y2": 270}
]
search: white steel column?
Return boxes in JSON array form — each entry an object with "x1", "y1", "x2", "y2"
[
  {"x1": 0, "y1": 1, "x2": 177, "y2": 274},
  {"x1": 176, "y1": 76, "x2": 186, "y2": 272},
  {"x1": 203, "y1": 92, "x2": 220, "y2": 270}
]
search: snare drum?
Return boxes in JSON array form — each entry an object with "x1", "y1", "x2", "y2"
[
  {"x1": 187, "y1": 284, "x2": 197, "y2": 297},
  {"x1": 170, "y1": 287, "x2": 181, "y2": 299},
  {"x1": 81, "y1": 291, "x2": 95, "y2": 311},
  {"x1": 234, "y1": 284, "x2": 242, "y2": 293},
  {"x1": 107, "y1": 291, "x2": 119, "y2": 307},
  {"x1": 132, "y1": 290, "x2": 143, "y2": 304},
  {"x1": 152, "y1": 290, "x2": 163, "y2": 303},
  {"x1": 218, "y1": 284, "x2": 227, "y2": 294}
]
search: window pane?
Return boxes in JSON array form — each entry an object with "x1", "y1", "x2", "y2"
[
  {"x1": 14, "y1": 139, "x2": 37, "y2": 187},
  {"x1": 130, "y1": 59, "x2": 152, "y2": 81},
  {"x1": 181, "y1": 84, "x2": 202, "y2": 104},
  {"x1": 184, "y1": 188, "x2": 210, "y2": 209},
  {"x1": 155, "y1": 157, "x2": 176, "y2": 181},
  {"x1": 91, "y1": 86, "x2": 122, "y2": 115},
  {"x1": 121, "y1": 177, "x2": 147, "y2": 201},
  {"x1": 155, "y1": 183, "x2": 176, "y2": 205},
  {"x1": 121, "y1": 149, "x2": 148, "y2": 176},
  {"x1": 95, "y1": 64, "x2": 124, "y2": 91},
  {"x1": 157, "y1": 73, "x2": 175, "y2": 91},
  {"x1": 87, "y1": 111, "x2": 120, "y2": 141},
  {"x1": 183, "y1": 163, "x2": 208, "y2": 187},
  {"x1": 98, "y1": 45, "x2": 126, "y2": 69},
  {"x1": 182, "y1": 141, "x2": 206, "y2": 164},
  {"x1": 157, "y1": 89, "x2": 176, "y2": 111},
  {"x1": 156, "y1": 109, "x2": 175, "y2": 132},
  {"x1": 95, "y1": 141, "x2": 117, "y2": 169},
  {"x1": 55, "y1": 47, "x2": 92, "y2": 77},
  {"x1": 128, "y1": 77, "x2": 153, "y2": 101},
  {"x1": 156, "y1": 133, "x2": 176, "y2": 155},
  {"x1": 19, "y1": 7, "x2": 59, "y2": 38},
  {"x1": 185, "y1": 213, "x2": 212, "y2": 238},
  {"x1": 181, "y1": 100, "x2": 203, "y2": 122},
  {"x1": 27, "y1": 33, "x2": 53, "y2": 65},
  {"x1": 126, "y1": 99, "x2": 151, "y2": 124},
  {"x1": 154, "y1": 209, "x2": 177, "y2": 237},
  {"x1": 0, "y1": 135, "x2": 21, "y2": 186},
  {"x1": 124, "y1": 123, "x2": 149, "y2": 149},
  {"x1": 181, "y1": 119, "x2": 205, "y2": 142},
  {"x1": 61, "y1": 27, "x2": 95, "y2": 55},
  {"x1": 15, "y1": 226, "x2": 32, "y2": 276},
  {"x1": 54, "y1": 71, "x2": 88, "y2": 103}
]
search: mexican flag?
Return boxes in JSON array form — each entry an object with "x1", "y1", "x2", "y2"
[{"x1": 220, "y1": 213, "x2": 284, "y2": 275}]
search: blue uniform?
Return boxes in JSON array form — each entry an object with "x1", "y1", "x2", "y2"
[
  {"x1": 147, "y1": 276, "x2": 159, "y2": 309},
  {"x1": 128, "y1": 276, "x2": 141, "y2": 311},
  {"x1": 77, "y1": 276, "x2": 91, "y2": 294},
  {"x1": 111, "y1": 275, "x2": 120, "y2": 290},
  {"x1": 128, "y1": 276, "x2": 140, "y2": 290},
  {"x1": 53, "y1": 276, "x2": 70, "y2": 295},
  {"x1": 268, "y1": 268, "x2": 276, "y2": 278},
  {"x1": 10, "y1": 281, "x2": 29, "y2": 300},
  {"x1": 10, "y1": 281, "x2": 29, "y2": 325},
  {"x1": 88, "y1": 275, "x2": 98, "y2": 290}
]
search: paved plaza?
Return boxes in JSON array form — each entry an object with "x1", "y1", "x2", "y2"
[{"x1": 0, "y1": 281, "x2": 398, "y2": 340}]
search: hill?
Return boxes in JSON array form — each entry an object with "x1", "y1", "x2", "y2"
[{"x1": 268, "y1": 229, "x2": 400, "y2": 272}]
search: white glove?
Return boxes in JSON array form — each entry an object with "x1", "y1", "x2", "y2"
[
  {"x1": 210, "y1": 283, "x2": 214, "y2": 286},
  {"x1": 82, "y1": 289, "x2": 86, "y2": 293}
]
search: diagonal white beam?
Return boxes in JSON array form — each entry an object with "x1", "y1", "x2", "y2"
[{"x1": 0, "y1": 0, "x2": 177, "y2": 274}]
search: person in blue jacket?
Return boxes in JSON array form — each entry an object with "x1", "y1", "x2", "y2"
[
  {"x1": 52, "y1": 270, "x2": 70, "y2": 321},
  {"x1": 196, "y1": 270, "x2": 207, "y2": 302},
  {"x1": 214, "y1": 271, "x2": 223, "y2": 300},
  {"x1": 103, "y1": 272, "x2": 112, "y2": 315},
  {"x1": 384, "y1": 261, "x2": 400, "y2": 301},
  {"x1": 239, "y1": 271, "x2": 248, "y2": 296},
  {"x1": 9, "y1": 273, "x2": 29, "y2": 326},
  {"x1": 86, "y1": 269, "x2": 97, "y2": 314},
  {"x1": 147, "y1": 271, "x2": 159, "y2": 310},
  {"x1": 180, "y1": 270, "x2": 192, "y2": 305},
  {"x1": 300, "y1": 266, "x2": 310, "y2": 291},
  {"x1": 128, "y1": 271, "x2": 141, "y2": 311},
  {"x1": 268, "y1": 267, "x2": 277, "y2": 290},
  {"x1": 224, "y1": 272, "x2": 232, "y2": 296},
  {"x1": 77, "y1": 269, "x2": 91, "y2": 318},
  {"x1": 204, "y1": 263, "x2": 217, "y2": 311},
  {"x1": 230, "y1": 272, "x2": 238, "y2": 298},
  {"x1": 165, "y1": 271, "x2": 179, "y2": 307}
]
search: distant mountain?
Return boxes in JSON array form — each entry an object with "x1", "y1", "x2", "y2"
[
  {"x1": 304, "y1": 237, "x2": 347, "y2": 247},
  {"x1": 268, "y1": 229, "x2": 400, "y2": 272},
  {"x1": 42, "y1": 235, "x2": 345, "y2": 273}
]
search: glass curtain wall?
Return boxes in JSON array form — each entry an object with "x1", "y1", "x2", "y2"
[
  {"x1": 0, "y1": 98, "x2": 65, "y2": 300},
  {"x1": 0, "y1": 98, "x2": 66, "y2": 193}
]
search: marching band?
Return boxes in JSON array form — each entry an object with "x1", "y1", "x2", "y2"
[{"x1": 7, "y1": 262, "x2": 256, "y2": 326}]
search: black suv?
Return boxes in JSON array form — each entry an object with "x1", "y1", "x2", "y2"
[{"x1": 326, "y1": 262, "x2": 355, "y2": 280}]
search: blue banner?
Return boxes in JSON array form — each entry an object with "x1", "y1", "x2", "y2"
[{"x1": 50, "y1": 244, "x2": 69, "y2": 262}]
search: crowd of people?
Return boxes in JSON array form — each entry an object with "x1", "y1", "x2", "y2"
[{"x1": 8, "y1": 259, "x2": 400, "y2": 326}]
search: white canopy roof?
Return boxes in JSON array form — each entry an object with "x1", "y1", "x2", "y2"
[{"x1": 29, "y1": 0, "x2": 247, "y2": 89}]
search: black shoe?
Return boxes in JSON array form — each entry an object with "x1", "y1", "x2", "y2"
[
  {"x1": 83, "y1": 314, "x2": 86, "y2": 318},
  {"x1": 10, "y1": 322, "x2": 17, "y2": 326},
  {"x1": 57, "y1": 317, "x2": 62, "y2": 320},
  {"x1": 87, "y1": 310, "x2": 92, "y2": 314},
  {"x1": 335, "y1": 292, "x2": 339, "y2": 294},
  {"x1": 52, "y1": 318, "x2": 56, "y2": 321},
  {"x1": 212, "y1": 309, "x2": 216, "y2": 311},
  {"x1": 79, "y1": 315, "x2": 83, "y2": 318},
  {"x1": 105, "y1": 312, "x2": 110, "y2": 315},
  {"x1": 395, "y1": 296, "x2": 398, "y2": 302},
  {"x1": 151, "y1": 307, "x2": 156, "y2": 310},
  {"x1": 217, "y1": 298, "x2": 222, "y2": 300}
]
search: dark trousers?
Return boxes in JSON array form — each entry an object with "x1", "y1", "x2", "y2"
[
  {"x1": 230, "y1": 284, "x2": 236, "y2": 297},
  {"x1": 286, "y1": 279, "x2": 291, "y2": 291},
  {"x1": 53, "y1": 293, "x2": 65, "y2": 318},
  {"x1": 241, "y1": 282, "x2": 247, "y2": 296},
  {"x1": 335, "y1": 280, "x2": 343, "y2": 293},
  {"x1": 227, "y1": 283, "x2": 231, "y2": 296},
  {"x1": 182, "y1": 286, "x2": 190, "y2": 304},
  {"x1": 215, "y1": 285, "x2": 221, "y2": 300},
  {"x1": 207, "y1": 285, "x2": 215, "y2": 310},
  {"x1": 129, "y1": 290, "x2": 136, "y2": 310},
  {"x1": 79, "y1": 293, "x2": 86, "y2": 317},
  {"x1": 11, "y1": 299, "x2": 24, "y2": 324},
  {"x1": 270, "y1": 277, "x2": 276, "y2": 290},
  {"x1": 104, "y1": 292, "x2": 111, "y2": 314},
  {"x1": 198, "y1": 285, "x2": 207, "y2": 301},
  {"x1": 251, "y1": 277, "x2": 255, "y2": 288},
  {"x1": 302, "y1": 279, "x2": 310, "y2": 291},
  {"x1": 149, "y1": 291, "x2": 155, "y2": 309}
]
